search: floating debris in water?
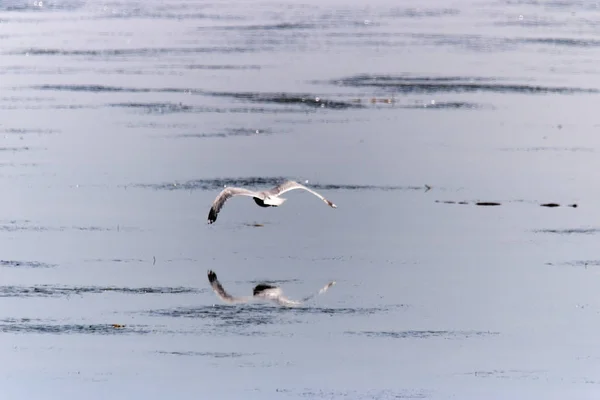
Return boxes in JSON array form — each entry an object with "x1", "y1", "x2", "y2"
[{"x1": 436, "y1": 200, "x2": 578, "y2": 208}]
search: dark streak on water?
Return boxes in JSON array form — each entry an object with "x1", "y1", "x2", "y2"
[
  {"x1": 0, "y1": 319, "x2": 150, "y2": 335},
  {"x1": 461, "y1": 369, "x2": 543, "y2": 380},
  {"x1": 0, "y1": 146, "x2": 30, "y2": 152},
  {"x1": 500, "y1": 147, "x2": 594, "y2": 152},
  {"x1": 0, "y1": 260, "x2": 56, "y2": 268},
  {"x1": 400, "y1": 101, "x2": 485, "y2": 110},
  {"x1": 133, "y1": 177, "x2": 426, "y2": 192},
  {"x1": 287, "y1": 388, "x2": 429, "y2": 400},
  {"x1": 534, "y1": 228, "x2": 600, "y2": 235},
  {"x1": 147, "y1": 304, "x2": 401, "y2": 326},
  {"x1": 558, "y1": 260, "x2": 600, "y2": 268},
  {"x1": 0, "y1": 221, "x2": 139, "y2": 233},
  {"x1": 346, "y1": 330, "x2": 500, "y2": 339},
  {"x1": 156, "y1": 351, "x2": 255, "y2": 358},
  {"x1": 0, "y1": 128, "x2": 58, "y2": 135},
  {"x1": 11, "y1": 46, "x2": 257, "y2": 56},
  {"x1": 183, "y1": 64, "x2": 261, "y2": 70},
  {"x1": 0, "y1": 285, "x2": 203, "y2": 298},
  {"x1": 331, "y1": 75, "x2": 599, "y2": 94},
  {"x1": 28, "y1": 85, "x2": 360, "y2": 110},
  {"x1": 174, "y1": 128, "x2": 273, "y2": 139}
]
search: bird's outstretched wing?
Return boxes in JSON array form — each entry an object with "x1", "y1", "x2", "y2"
[
  {"x1": 207, "y1": 270, "x2": 252, "y2": 304},
  {"x1": 268, "y1": 180, "x2": 337, "y2": 208},
  {"x1": 208, "y1": 187, "x2": 261, "y2": 224},
  {"x1": 301, "y1": 280, "x2": 337, "y2": 302},
  {"x1": 253, "y1": 280, "x2": 337, "y2": 307}
]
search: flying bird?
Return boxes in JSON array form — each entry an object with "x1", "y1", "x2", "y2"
[
  {"x1": 207, "y1": 270, "x2": 336, "y2": 307},
  {"x1": 207, "y1": 180, "x2": 337, "y2": 224}
]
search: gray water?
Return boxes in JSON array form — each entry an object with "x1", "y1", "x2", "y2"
[{"x1": 1, "y1": 0, "x2": 600, "y2": 398}]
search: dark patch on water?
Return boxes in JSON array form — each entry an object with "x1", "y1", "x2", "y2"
[
  {"x1": 0, "y1": 260, "x2": 56, "y2": 268},
  {"x1": 0, "y1": 319, "x2": 149, "y2": 335},
  {"x1": 174, "y1": 128, "x2": 273, "y2": 139},
  {"x1": 330, "y1": 74, "x2": 599, "y2": 94},
  {"x1": 156, "y1": 350, "x2": 254, "y2": 358},
  {"x1": 534, "y1": 228, "x2": 600, "y2": 235},
  {"x1": 0, "y1": 285, "x2": 203, "y2": 298},
  {"x1": 133, "y1": 177, "x2": 425, "y2": 192},
  {"x1": 347, "y1": 330, "x2": 499, "y2": 339},
  {"x1": 437, "y1": 200, "x2": 577, "y2": 208}
]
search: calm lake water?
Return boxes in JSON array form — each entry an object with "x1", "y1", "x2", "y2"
[{"x1": 1, "y1": 0, "x2": 600, "y2": 398}]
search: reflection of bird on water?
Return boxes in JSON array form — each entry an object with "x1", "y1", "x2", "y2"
[
  {"x1": 207, "y1": 270, "x2": 336, "y2": 307},
  {"x1": 207, "y1": 180, "x2": 337, "y2": 224}
]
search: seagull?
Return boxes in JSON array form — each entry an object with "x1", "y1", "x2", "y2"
[
  {"x1": 207, "y1": 180, "x2": 337, "y2": 224},
  {"x1": 207, "y1": 270, "x2": 336, "y2": 307}
]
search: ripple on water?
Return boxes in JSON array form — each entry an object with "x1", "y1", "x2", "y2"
[
  {"x1": 173, "y1": 128, "x2": 274, "y2": 139},
  {"x1": 11, "y1": 46, "x2": 255, "y2": 57},
  {"x1": 500, "y1": 146, "x2": 594, "y2": 152},
  {"x1": 26, "y1": 85, "x2": 361, "y2": 110},
  {"x1": 0, "y1": 260, "x2": 56, "y2": 268},
  {"x1": 533, "y1": 228, "x2": 600, "y2": 235},
  {"x1": 282, "y1": 388, "x2": 429, "y2": 399},
  {"x1": 0, "y1": 285, "x2": 203, "y2": 298},
  {"x1": 0, "y1": 319, "x2": 150, "y2": 335},
  {"x1": 0, "y1": 128, "x2": 59, "y2": 135},
  {"x1": 156, "y1": 351, "x2": 256, "y2": 358},
  {"x1": 346, "y1": 330, "x2": 500, "y2": 339},
  {"x1": 0, "y1": 220, "x2": 139, "y2": 233},
  {"x1": 330, "y1": 74, "x2": 599, "y2": 94}
]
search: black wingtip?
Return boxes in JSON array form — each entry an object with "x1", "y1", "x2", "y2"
[
  {"x1": 208, "y1": 270, "x2": 217, "y2": 283},
  {"x1": 207, "y1": 208, "x2": 217, "y2": 224}
]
